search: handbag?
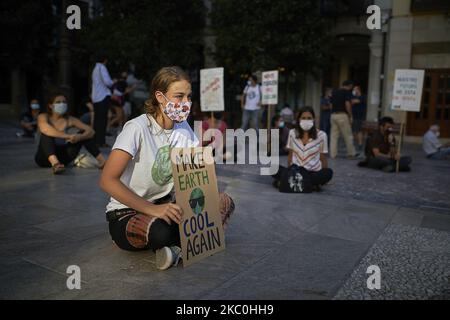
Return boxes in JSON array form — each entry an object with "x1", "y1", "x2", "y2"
[
  {"x1": 279, "y1": 165, "x2": 313, "y2": 194},
  {"x1": 74, "y1": 153, "x2": 98, "y2": 169}
]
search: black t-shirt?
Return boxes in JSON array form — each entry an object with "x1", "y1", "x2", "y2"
[
  {"x1": 366, "y1": 131, "x2": 391, "y2": 158},
  {"x1": 331, "y1": 89, "x2": 352, "y2": 114}
]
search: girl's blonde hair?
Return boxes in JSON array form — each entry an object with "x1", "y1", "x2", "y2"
[{"x1": 144, "y1": 66, "x2": 190, "y2": 118}]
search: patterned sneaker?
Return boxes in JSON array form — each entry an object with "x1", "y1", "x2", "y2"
[{"x1": 155, "y1": 246, "x2": 182, "y2": 270}]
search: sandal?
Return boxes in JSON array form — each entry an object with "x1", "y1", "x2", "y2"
[{"x1": 52, "y1": 163, "x2": 65, "y2": 175}]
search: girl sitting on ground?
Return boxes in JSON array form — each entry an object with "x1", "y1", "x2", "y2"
[
  {"x1": 99, "y1": 66, "x2": 235, "y2": 270},
  {"x1": 273, "y1": 106, "x2": 333, "y2": 192},
  {"x1": 35, "y1": 93, "x2": 106, "y2": 174}
]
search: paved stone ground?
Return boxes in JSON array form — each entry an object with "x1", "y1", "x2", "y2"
[
  {"x1": 334, "y1": 224, "x2": 450, "y2": 300},
  {"x1": 0, "y1": 120, "x2": 449, "y2": 300}
]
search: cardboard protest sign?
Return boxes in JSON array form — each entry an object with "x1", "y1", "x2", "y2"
[
  {"x1": 200, "y1": 68, "x2": 225, "y2": 112},
  {"x1": 391, "y1": 69, "x2": 425, "y2": 112},
  {"x1": 261, "y1": 70, "x2": 279, "y2": 105},
  {"x1": 171, "y1": 147, "x2": 225, "y2": 267}
]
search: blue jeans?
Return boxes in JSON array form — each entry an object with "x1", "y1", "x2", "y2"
[
  {"x1": 241, "y1": 109, "x2": 260, "y2": 131},
  {"x1": 428, "y1": 147, "x2": 450, "y2": 160}
]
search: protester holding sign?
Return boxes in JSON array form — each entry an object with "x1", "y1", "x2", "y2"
[
  {"x1": 99, "y1": 67, "x2": 235, "y2": 271},
  {"x1": 359, "y1": 117, "x2": 412, "y2": 173},
  {"x1": 272, "y1": 107, "x2": 333, "y2": 192},
  {"x1": 240, "y1": 74, "x2": 262, "y2": 131}
]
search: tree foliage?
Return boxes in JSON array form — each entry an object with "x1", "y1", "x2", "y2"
[
  {"x1": 0, "y1": 0, "x2": 56, "y2": 72},
  {"x1": 80, "y1": 0, "x2": 206, "y2": 78},
  {"x1": 210, "y1": 0, "x2": 331, "y2": 76}
]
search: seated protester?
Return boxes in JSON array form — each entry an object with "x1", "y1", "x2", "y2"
[
  {"x1": 201, "y1": 112, "x2": 231, "y2": 160},
  {"x1": 363, "y1": 117, "x2": 411, "y2": 172},
  {"x1": 35, "y1": 93, "x2": 106, "y2": 174},
  {"x1": 272, "y1": 115, "x2": 289, "y2": 156},
  {"x1": 99, "y1": 67, "x2": 235, "y2": 271},
  {"x1": 423, "y1": 124, "x2": 450, "y2": 160},
  {"x1": 272, "y1": 106, "x2": 333, "y2": 191},
  {"x1": 108, "y1": 74, "x2": 127, "y2": 134},
  {"x1": 17, "y1": 99, "x2": 41, "y2": 138}
]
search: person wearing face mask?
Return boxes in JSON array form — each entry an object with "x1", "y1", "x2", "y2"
[
  {"x1": 272, "y1": 106, "x2": 333, "y2": 191},
  {"x1": 17, "y1": 99, "x2": 41, "y2": 138},
  {"x1": 272, "y1": 115, "x2": 289, "y2": 156},
  {"x1": 240, "y1": 74, "x2": 262, "y2": 132},
  {"x1": 34, "y1": 93, "x2": 106, "y2": 174},
  {"x1": 350, "y1": 85, "x2": 367, "y2": 151},
  {"x1": 99, "y1": 67, "x2": 235, "y2": 271},
  {"x1": 423, "y1": 125, "x2": 450, "y2": 160},
  {"x1": 362, "y1": 117, "x2": 412, "y2": 172}
]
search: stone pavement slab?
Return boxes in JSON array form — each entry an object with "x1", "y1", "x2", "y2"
[
  {"x1": 0, "y1": 122, "x2": 449, "y2": 299},
  {"x1": 333, "y1": 224, "x2": 450, "y2": 300}
]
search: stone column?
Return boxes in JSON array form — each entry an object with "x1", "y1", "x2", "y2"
[
  {"x1": 383, "y1": 15, "x2": 413, "y2": 123},
  {"x1": 58, "y1": 0, "x2": 73, "y2": 110},
  {"x1": 367, "y1": 32, "x2": 384, "y2": 122},
  {"x1": 304, "y1": 74, "x2": 322, "y2": 118},
  {"x1": 11, "y1": 68, "x2": 27, "y2": 117}
]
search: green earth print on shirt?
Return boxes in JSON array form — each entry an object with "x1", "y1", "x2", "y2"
[{"x1": 151, "y1": 145, "x2": 173, "y2": 186}]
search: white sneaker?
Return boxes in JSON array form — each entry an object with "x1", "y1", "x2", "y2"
[{"x1": 155, "y1": 246, "x2": 182, "y2": 270}]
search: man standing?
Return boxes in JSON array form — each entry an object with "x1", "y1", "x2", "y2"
[
  {"x1": 330, "y1": 80, "x2": 358, "y2": 159},
  {"x1": 92, "y1": 54, "x2": 115, "y2": 147},
  {"x1": 423, "y1": 125, "x2": 450, "y2": 160},
  {"x1": 351, "y1": 85, "x2": 367, "y2": 152},
  {"x1": 240, "y1": 75, "x2": 261, "y2": 132},
  {"x1": 320, "y1": 87, "x2": 333, "y2": 141}
]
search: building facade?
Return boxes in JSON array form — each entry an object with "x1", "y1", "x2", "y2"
[{"x1": 312, "y1": 0, "x2": 450, "y2": 139}]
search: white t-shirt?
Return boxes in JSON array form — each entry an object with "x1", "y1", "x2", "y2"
[
  {"x1": 91, "y1": 63, "x2": 114, "y2": 103},
  {"x1": 106, "y1": 114, "x2": 199, "y2": 212},
  {"x1": 286, "y1": 129, "x2": 328, "y2": 172},
  {"x1": 243, "y1": 84, "x2": 261, "y2": 110}
]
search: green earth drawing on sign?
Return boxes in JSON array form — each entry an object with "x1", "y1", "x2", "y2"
[
  {"x1": 151, "y1": 145, "x2": 173, "y2": 186},
  {"x1": 189, "y1": 188, "x2": 205, "y2": 215}
]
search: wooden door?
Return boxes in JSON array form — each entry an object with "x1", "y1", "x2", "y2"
[{"x1": 407, "y1": 69, "x2": 450, "y2": 137}]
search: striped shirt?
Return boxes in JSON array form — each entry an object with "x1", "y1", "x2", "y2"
[{"x1": 286, "y1": 129, "x2": 328, "y2": 172}]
